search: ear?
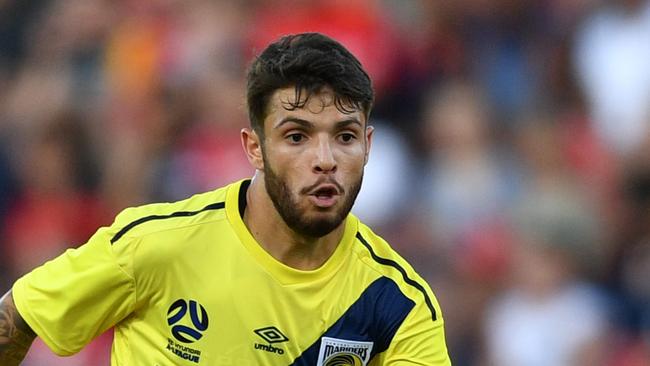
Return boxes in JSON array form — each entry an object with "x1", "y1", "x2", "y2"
[
  {"x1": 241, "y1": 128, "x2": 264, "y2": 170},
  {"x1": 364, "y1": 125, "x2": 374, "y2": 165}
]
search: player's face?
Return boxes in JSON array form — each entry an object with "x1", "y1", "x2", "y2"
[{"x1": 261, "y1": 87, "x2": 372, "y2": 238}]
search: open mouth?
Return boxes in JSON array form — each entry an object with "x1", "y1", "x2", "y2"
[
  {"x1": 308, "y1": 184, "x2": 340, "y2": 208},
  {"x1": 313, "y1": 186, "x2": 337, "y2": 199}
]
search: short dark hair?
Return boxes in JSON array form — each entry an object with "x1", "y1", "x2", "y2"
[{"x1": 246, "y1": 33, "x2": 374, "y2": 136}]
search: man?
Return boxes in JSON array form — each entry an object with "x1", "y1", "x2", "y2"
[{"x1": 0, "y1": 33, "x2": 451, "y2": 365}]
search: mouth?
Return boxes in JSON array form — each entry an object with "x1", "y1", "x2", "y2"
[{"x1": 307, "y1": 184, "x2": 340, "y2": 208}]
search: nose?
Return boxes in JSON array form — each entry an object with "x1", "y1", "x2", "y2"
[{"x1": 313, "y1": 137, "x2": 337, "y2": 174}]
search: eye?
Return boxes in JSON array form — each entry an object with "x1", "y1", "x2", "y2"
[
  {"x1": 338, "y1": 133, "x2": 356, "y2": 143},
  {"x1": 287, "y1": 133, "x2": 305, "y2": 143}
]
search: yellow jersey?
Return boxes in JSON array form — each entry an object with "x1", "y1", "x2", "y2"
[{"x1": 13, "y1": 179, "x2": 451, "y2": 365}]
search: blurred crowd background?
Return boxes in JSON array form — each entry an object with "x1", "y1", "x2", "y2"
[{"x1": 1, "y1": 0, "x2": 650, "y2": 365}]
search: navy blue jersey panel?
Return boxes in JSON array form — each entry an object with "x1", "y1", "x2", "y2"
[{"x1": 290, "y1": 277, "x2": 414, "y2": 365}]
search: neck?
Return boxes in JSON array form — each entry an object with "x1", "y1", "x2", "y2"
[{"x1": 242, "y1": 173, "x2": 346, "y2": 271}]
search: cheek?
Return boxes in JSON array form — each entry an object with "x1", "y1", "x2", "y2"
[
  {"x1": 265, "y1": 152, "x2": 305, "y2": 185},
  {"x1": 338, "y1": 149, "x2": 367, "y2": 171}
]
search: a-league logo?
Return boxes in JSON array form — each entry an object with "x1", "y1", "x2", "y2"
[{"x1": 167, "y1": 299, "x2": 209, "y2": 343}]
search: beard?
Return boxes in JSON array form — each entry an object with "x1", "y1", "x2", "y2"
[{"x1": 263, "y1": 162, "x2": 363, "y2": 238}]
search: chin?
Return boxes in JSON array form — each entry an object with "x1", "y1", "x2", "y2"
[
  {"x1": 291, "y1": 210, "x2": 346, "y2": 238},
  {"x1": 294, "y1": 221, "x2": 340, "y2": 238}
]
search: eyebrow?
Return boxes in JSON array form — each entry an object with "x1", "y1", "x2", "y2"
[{"x1": 274, "y1": 117, "x2": 363, "y2": 130}]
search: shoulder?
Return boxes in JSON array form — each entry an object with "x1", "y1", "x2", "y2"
[
  {"x1": 109, "y1": 184, "x2": 231, "y2": 245},
  {"x1": 352, "y1": 221, "x2": 442, "y2": 323},
  {"x1": 103, "y1": 182, "x2": 238, "y2": 288},
  {"x1": 352, "y1": 222, "x2": 423, "y2": 290}
]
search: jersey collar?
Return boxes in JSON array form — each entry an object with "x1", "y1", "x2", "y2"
[{"x1": 225, "y1": 179, "x2": 358, "y2": 285}]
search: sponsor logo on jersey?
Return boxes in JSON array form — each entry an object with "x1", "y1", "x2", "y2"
[
  {"x1": 165, "y1": 299, "x2": 210, "y2": 363},
  {"x1": 253, "y1": 326, "x2": 289, "y2": 355},
  {"x1": 316, "y1": 337, "x2": 373, "y2": 366}
]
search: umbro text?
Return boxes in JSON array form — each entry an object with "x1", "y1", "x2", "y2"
[{"x1": 254, "y1": 343, "x2": 285, "y2": 355}]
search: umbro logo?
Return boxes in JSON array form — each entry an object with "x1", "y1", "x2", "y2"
[
  {"x1": 255, "y1": 326, "x2": 289, "y2": 343},
  {"x1": 254, "y1": 326, "x2": 289, "y2": 355}
]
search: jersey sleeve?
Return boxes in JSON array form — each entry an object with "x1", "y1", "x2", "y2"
[
  {"x1": 371, "y1": 289, "x2": 451, "y2": 365},
  {"x1": 12, "y1": 224, "x2": 137, "y2": 356}
]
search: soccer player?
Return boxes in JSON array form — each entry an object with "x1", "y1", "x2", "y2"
[{"x1": 0, "y1": 33, "x2": 451, "y2": 365}]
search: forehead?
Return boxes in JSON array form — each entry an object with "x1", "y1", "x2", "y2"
[{"x1": 266, "y1": 87, "x2": 365, "y2": 124}]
